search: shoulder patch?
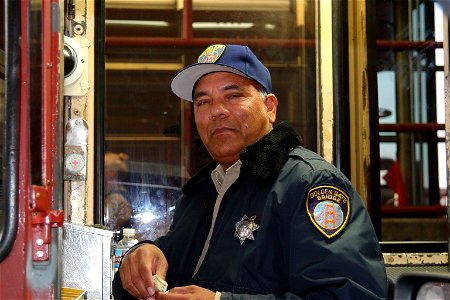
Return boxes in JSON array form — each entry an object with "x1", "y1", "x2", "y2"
[
  {"x1": 198, "y1": 44, "x2": 226, "y2": 63},
  {"x1": 306, "y1": 185, "x2": 350, "y2": 238}
]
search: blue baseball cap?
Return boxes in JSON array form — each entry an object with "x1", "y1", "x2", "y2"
[{"x1": 171, "y1": 44, "x2": 272, "y2": 101}]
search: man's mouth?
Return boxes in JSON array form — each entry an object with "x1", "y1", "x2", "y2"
[{"x1": 211, "y1": 127, "x2": 234, "y2": 137}]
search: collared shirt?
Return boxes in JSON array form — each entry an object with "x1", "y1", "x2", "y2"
[
  {"x1": 203, "y1": 160, "x2": 242, "y2": 300},
  {"x1": 211, "y1": 160, "x2": 242, "y2": 193},
  {"x1": 193, "y1": 160, "x2": 242, "y2": 275}
]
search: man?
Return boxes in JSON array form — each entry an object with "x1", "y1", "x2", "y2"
[{"x1": 113, "y1": 44, "x2": 388, "y2": 300}]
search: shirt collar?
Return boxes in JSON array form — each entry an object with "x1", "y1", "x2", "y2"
[{"x1": 211, "y1": 160, "x2": 242, "y2": 192}]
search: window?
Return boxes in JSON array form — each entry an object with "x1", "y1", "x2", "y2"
[
  {"x1": 104, "y1": 0, "x2": 317, "y2": 240},
  {"x1": 376, "y1": 1, "x2": 447, "y2": 241}
]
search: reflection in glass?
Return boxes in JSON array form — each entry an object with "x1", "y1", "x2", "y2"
[
  {"x1": 104, "y1": 152, "x2": 132, "y2": 230},
  {"x1": 417, "y1": 282, "x2": 450, "y2": 300},
  {"x1": 376, "y1": 1, "x2": 447, "y2": 241},
  {"x1": 104, "y1": 1, "x2": 317, "y2": 240}
]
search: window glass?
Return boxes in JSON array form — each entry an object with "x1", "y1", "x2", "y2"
[
  {"x1": 376, "y1": 1, "x2": 447, "y2": 241},
  {"x1": 104, "y1": 0, "x2": 317, "y2": 240},
  {"x1": 30, "y1": 0, "x2": 43, "y2": 186}
]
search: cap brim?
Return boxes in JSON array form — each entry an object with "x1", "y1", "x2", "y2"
[{"x1": 170, "y1": 63, "x2": 250, "y2": 101}]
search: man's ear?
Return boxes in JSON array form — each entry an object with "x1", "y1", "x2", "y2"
[{"x1": 265, "y1": 93, "x2": 278, "y2": 123}]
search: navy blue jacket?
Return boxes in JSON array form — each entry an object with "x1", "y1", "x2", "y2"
[{"x1": 113, "y1": 122, "x2": 388, "y2": 299}]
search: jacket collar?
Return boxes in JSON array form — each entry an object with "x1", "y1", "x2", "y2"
[
  {"x1": 240, "y1": 121, "x2": 302, "y2": 186},
  {"x1": 183, "y1": 121, "x2": 302, "y2": 193}
]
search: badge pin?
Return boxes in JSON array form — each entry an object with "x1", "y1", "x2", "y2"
[{"x1": 234, "y1": 215, "x2": 259, "y2": 245}]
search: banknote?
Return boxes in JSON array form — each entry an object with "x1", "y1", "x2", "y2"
[{"x1": 153, "y1": 274, "x2": 168, "y2": 292}]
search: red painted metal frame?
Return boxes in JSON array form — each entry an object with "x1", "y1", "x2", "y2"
[
  {"x1": 182, "y1": 0, "x2": 192, "y2": 40},
  {"x1": 106, "y1": 37, "x2": 442, "y2": 51},
  {"x1": 379, "y1": 123, "x2": 445, "y2": 132},
  {"x1": 29, "y1": 0, "x2": 64, "y2": 265},
  {"x1": 1, "y1": 0, "x2": 63, "y2": 298},
  {"x1": 106, "y1": 37, "x2": 317, "y2": 48},
  {"x1": 1, "y1": 1, "x2": 32, "y2": 298},
  {"x1": 30, "y1": 0, "x2": 53, "y2": 264},
  {"x1": 182, "y1": 0, "x2": 193, "y2": 177},
  {"x1": 381, "y1": 205, "x2": 448, "y2": 217},
  {"x1": 107, "y1": 38, "x2": 444, "y2": 51},
  {"x1": 376, "y1": 40, "x2": 443, "y2": 51}
]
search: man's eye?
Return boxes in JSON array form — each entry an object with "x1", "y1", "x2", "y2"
[{"x1": 196, "y1": 99, "x2": 209, "y2": 106}]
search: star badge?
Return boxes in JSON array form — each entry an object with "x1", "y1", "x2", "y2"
[{"x1": 234, "y1": 215, "x2": 259, "y2": 245}]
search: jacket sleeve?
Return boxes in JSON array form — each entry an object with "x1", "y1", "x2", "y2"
[{"x1": 221, "y1": 168, "x2": 388, "y2": 300}]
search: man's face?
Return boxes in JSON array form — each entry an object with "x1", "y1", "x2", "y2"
[{"x1": 193, "y1": 72, "x2": 278, "y2": 168}]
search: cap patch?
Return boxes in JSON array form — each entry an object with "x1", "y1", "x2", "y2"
[
  {"x1": 198, "y1": 44, "x2": 226, "y2": 63},
  {"x1": 306, "y1": 185, "x2": 350, "y2": 238}
]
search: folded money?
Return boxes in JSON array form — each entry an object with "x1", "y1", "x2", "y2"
[{"x1": 153, "y1": 274, "x2": 168, "y2": 292}]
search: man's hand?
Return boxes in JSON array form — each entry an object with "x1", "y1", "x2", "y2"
[
  {"x1": 156, "y1": 285, "x2": 216, "y2": 300},
  {"x1": 119, "y1": 243, "x2": 168, "y2": 299}
]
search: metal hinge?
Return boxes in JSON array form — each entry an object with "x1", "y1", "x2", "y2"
[{"x1": 31, "y1": 185, "x2": 64, "y2": 262}]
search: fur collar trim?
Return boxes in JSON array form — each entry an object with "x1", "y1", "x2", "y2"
[{"x1": 240, "y1": 121, "x2": 302, "y2": 186}]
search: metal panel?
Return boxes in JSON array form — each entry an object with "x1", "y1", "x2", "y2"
[{"x1": 62, "y1": 223, "x2": 113, "y2": 300}]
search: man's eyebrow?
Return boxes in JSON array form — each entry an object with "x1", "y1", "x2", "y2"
[
  {"x1": 222, "y1": 84, "x2": 242, "y2": 92},
  {"x1": 193, "y1": 90, "x2": 208, "y2": 100},
  {"x1": 194, "y1": 84, "x2": 243, "y2": 100}
]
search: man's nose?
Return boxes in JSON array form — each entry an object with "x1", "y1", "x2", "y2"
[{"x1": 209, "y1": 100, "x2": 228, "y2": 120}]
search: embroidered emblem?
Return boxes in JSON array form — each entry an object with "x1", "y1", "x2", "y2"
[
  {"x1": 234, "y1": 215, "x2": 259, "y2": 245},
  {"x1": 306, "y1": 185, "x2": 350, "y2": 238},
  {"x1": 198, "y1": 44, "x2": 226, "y2": 63}
]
